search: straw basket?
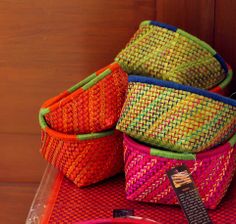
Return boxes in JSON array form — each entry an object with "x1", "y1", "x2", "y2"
[
  {"x1": 124, "y1": 134, "x2": 236, "y2": 209},
  {"x1": 115, "y1": 20, "x2": 229, "y2": 89},
  {"x1": 39, "y1": 112, "x2": 124, "y2": 187},
  {"x1": 116, "y1": 76, "x2": 236, "y2": 153},
  {"x1": 40, "y1": 62, "x2": 128, "y2": 134}
]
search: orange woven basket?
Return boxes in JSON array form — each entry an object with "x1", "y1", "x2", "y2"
[
  {"x1": 39, "y1": 112, "x2": 124, "y2": 187},
  {"x1": 40, "y1": 62, "x2": 128, "y2": 134}
]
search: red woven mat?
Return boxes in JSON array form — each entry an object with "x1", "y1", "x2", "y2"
[{"x1": 42, "y1": 174, "x2": 236, "y2": 224}]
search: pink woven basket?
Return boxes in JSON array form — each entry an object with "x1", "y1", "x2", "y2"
[{"x1": 124, "y1": 134, "x2": 236, "y2": 209}]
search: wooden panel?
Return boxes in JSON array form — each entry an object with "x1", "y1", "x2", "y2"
[
  {"x1": 214, "y1": 0, "x2": 236, "y2": 89},
  {"x1": 156, "y1": 0, "x2": 215, "y2": 45},
  {"x1": 0, "y1": 183, "x2": 38, "y2": 224},
  {"x1": 0, "y1": 133, "x2": 46, "y2": 182},
  {"x1": 0, "y1": 0, "x2": 155, "y2": 134}
]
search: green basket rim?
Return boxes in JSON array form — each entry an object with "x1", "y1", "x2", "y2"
[
  {"x1": 39, "y1": 111, "x2": 114, "y2": 141},
  {"x1": 40, "y1": 62, "x2": 119, "y2": 116}
]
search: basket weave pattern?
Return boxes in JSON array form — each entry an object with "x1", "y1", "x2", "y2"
[
  {"x1": 42, "y1": 63, "x2": 128, "y2": 134},
  {"x1": 115, "y1": 21, "x2": 226, "y2": 89},
  {"x1": 117, "y1": 79, "x2": 236, "y2": 153},
  {"x1": 124, "y1": 135, "x2": 236, "y2": 209},
  {"x1": 41, "y1": 130, "x2": 124, "y2": 187}
]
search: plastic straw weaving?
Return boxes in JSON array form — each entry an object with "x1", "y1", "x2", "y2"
[
  {"x1": 116, "y1": 76, "x2": 236, "y2": 153},
  {"x1": 78, "y1": 218, "x2": 159, "y2": 224},
  {"x1": 39, "y1": 110, "x2": 124, "y2": 187},
  {"x1": 210, "y1": 64, "x2": 233, "y2": 96},
  {"x1": 40, "y1": 172, "x2": 236, "y2": 223},
  {"x1": 40, "y1": 62, "x2": 128, "y2": 134},
  {"x1": 124, "y1": 134, "x2": 236, "y2": 209},
  {"x1": 115, "y1": 20, "x2": 228, "y2": 89}
]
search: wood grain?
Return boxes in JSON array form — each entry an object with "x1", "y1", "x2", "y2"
[
  {"x1": 0, "y1": 0, "x2": 155, "y2": 135},
  {"x1": 214, "y1": 0, "x2": 236, "y2": 90},
  {"x1": 0, "y1": 133, "x2": 46, "y2": 182},
  {"x1": 156, "y1": 0, "x2": 215, "y2": 45},
  {"x1": 0, "y1": 183, "x2": 38, "y2": 224}
]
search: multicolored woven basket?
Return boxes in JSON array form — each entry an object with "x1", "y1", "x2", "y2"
[
  {"x1": 124, "y1": 133, "x2": 236, "y2": 209},
  {"x1": 39, "y1": 112, "x2": 124, "y2": 187},
  {"x1": 78, "y1": 218, "x2": 159, "y2": 224},
  {"x1": 116, "y1": 76, "x2": 236, "y2": 153},
  {"x1": 40, "y1": 62, "x2": 128, "y2": 134},
  {"x1": 115, "y1": 20, "x2": 229, "y2": 89}
]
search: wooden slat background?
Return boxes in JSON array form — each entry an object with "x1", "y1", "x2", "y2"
[
  {"x1": 0, "y1": 1, "x2": 235, "y2": 223},
  {"x1": 156, "y1": 0, "x2": 215, "y2": 45}
]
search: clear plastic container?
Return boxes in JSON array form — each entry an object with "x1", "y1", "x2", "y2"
[{"x1": 26, "y1": 165, "x2": 59, "y2": 224}]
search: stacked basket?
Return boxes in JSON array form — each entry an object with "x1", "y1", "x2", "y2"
[
  {"x1": 78, "y1": 218, "x2": 159, "y2": 224},
  {"x1": 39, "y1": 62, "x2": 128, "y2": 187},
  {"x1": 116, "y1": 21, "x2": 236, "y2": 209},
  {"x1": 39, "y1": 20, "x2": 236, "y2": 216}
]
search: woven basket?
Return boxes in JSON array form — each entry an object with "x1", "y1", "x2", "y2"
[
  {"x1": 116, "y1": 76, "x2": 236, "y2": 153},
  {"x1": 210, "y1": 64, "x2": 233, "y2": 96},
  {"x1": 40, "y1": 62, "x2": 128, "y2": 134},
  {"x1": 124, "y1": 134, "x2": 236, "y2": 209},
  {"x1": 39, "y1": 113, "x2": 124, "y2": 187},
  {"x1": 78, "y1": 218, "x2": 159, "y2": 224},
  {"x1": 115, "y1": 20, "x2": 229, "y2": 89}
]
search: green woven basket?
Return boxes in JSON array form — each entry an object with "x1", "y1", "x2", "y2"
[
  {"x1": 115, "y1": 20, "x2": 229, "y2": 90},
  {"x1": 116, "y1": 75, "x2": 236, "y2": 153}
]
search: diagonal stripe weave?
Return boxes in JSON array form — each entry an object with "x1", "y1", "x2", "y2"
[
  {"x1": 39, "y1": 111, "x2": 124, "y2": 187},
  {"x1": 116, "y1": 76, "x2": 236, "y2": 153},
  {"x1": 40, "y1": 130, "x2": 124, "y2": 188},
  {"x1": 115, "y1": 20, "x2": 228, "y2": 90},
  {"x1": 124, "y1": 134, "x2": 236, "y2": 209},
  {"x1": 40, "y1": 62, "x2": 128, "y2": 134}
]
